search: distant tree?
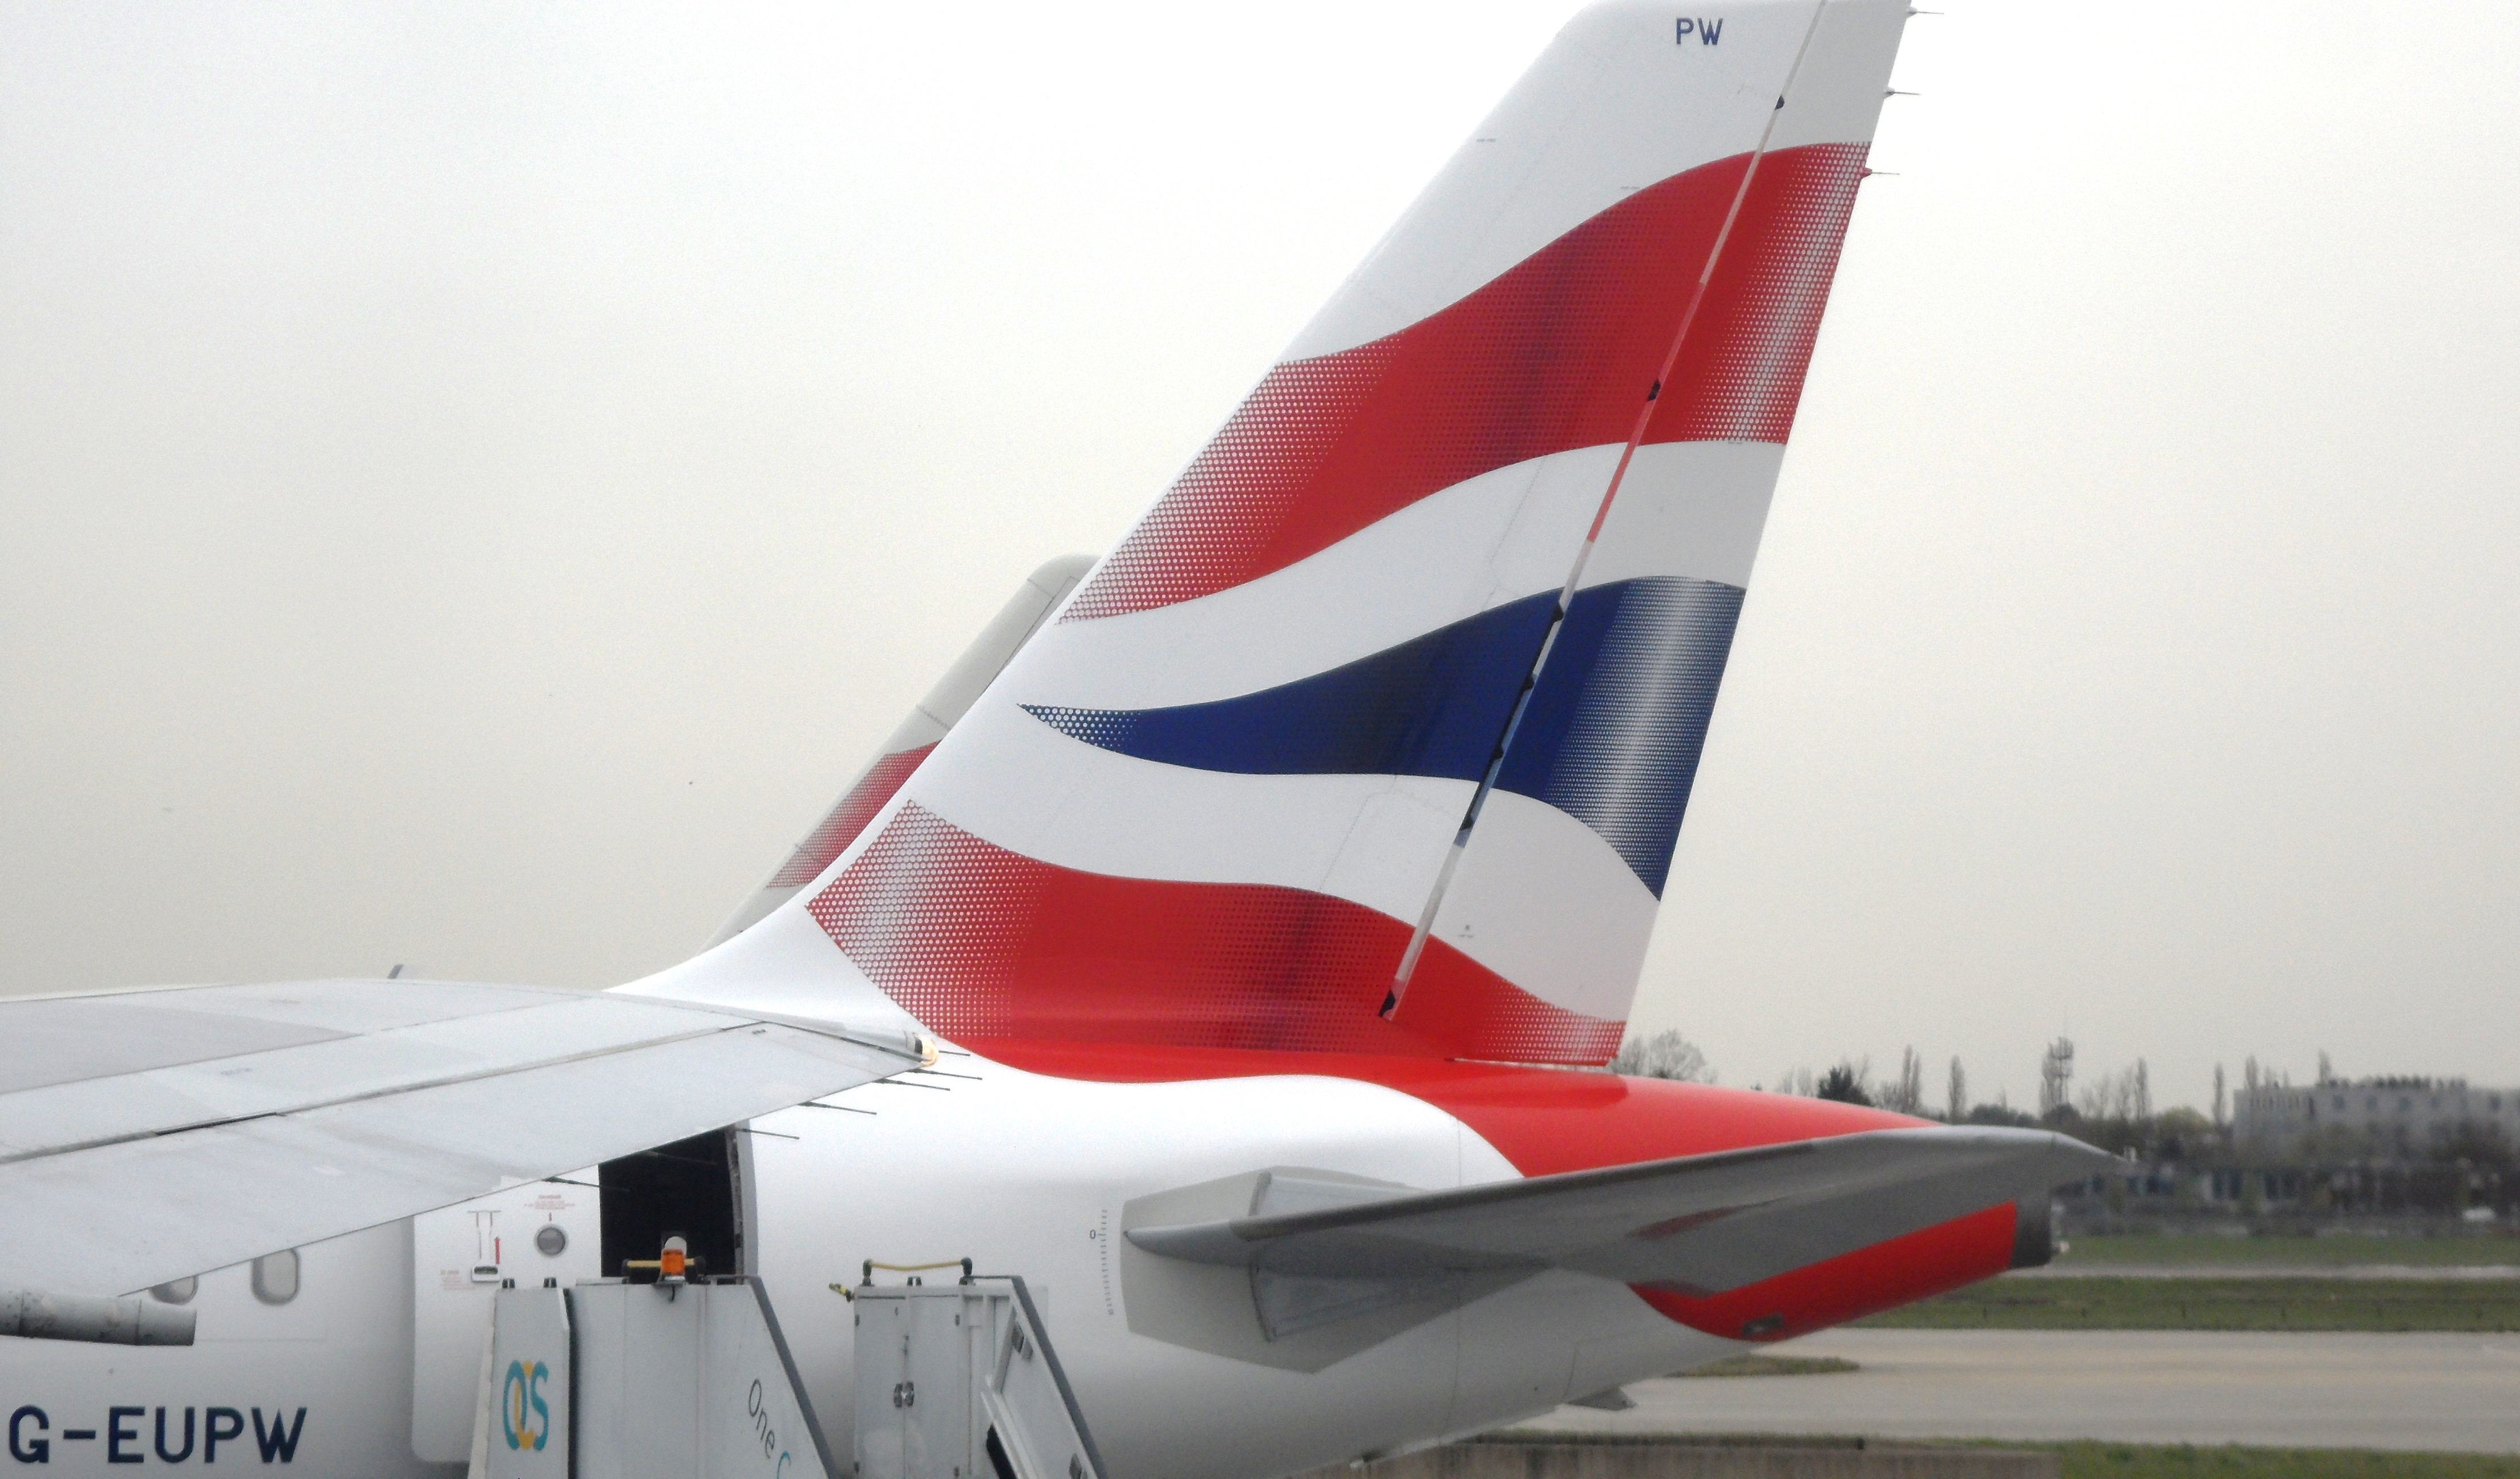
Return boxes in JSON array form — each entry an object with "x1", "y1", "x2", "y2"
[
  {"x1": 2436, "y1": 1121, "x2": 2514, "y2": 1169},
  {"x1": 1880, "y1": 1046, "x2": 1926, "y2": 1114},
  {"x1": 1609, "y1": 1029, "x2": 1714, "y2": 1084},
  {"x1": 2153, "y1": 1106, "x2": 2212, "y2": 1161},
  {"x1": 2077, "y1": 1066, "x2": 2142, "y2": 1122},
  {"x1": 1946, "y1": 1057, "x2": 1969, "y2": 1124},
  {"x1": 1816, "y1": 1062, "x2": 1872, "y2": 1106}
]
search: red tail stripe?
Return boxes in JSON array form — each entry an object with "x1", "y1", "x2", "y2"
[
  {"x1": 806, "y1": 805, "x2": 1623, "y2": 1064},
  {"x1": 766, "y1": 744, "x2": 938, "y2": 888},
  {"x1": 1068, "y1": 143, "x2": 1867, "y2": 622}
]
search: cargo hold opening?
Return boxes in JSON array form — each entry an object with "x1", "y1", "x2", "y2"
[{"x1": 598, "y1": 1128, "x2": 743, "y2": 1280}]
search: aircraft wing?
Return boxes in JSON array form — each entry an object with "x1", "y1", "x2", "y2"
[
  {"x1": 0, "y1": 979, "x2": 925, "y2": 1297},
  {"x1": 1127, "y1": 1126, "x2": 2111, "y2": 1295}
]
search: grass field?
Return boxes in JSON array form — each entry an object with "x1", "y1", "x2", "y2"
[
  {"x1": 1676, "y1": 1353, "x2": 1860, "y2": 1377},
  {"x1": 2057, "y1": 1234, "x2": 2520, "y2": 1268},
  {"x1": 1855, "y1": 1276, "x2": 2520, "y2": 1331},
  {"x1": 1490, "y1": 1437, "x2": 2520, "y2": 1478},
  {"x1": 1989, "y1": 1442, "x2": 2520, "y2": 1478}
]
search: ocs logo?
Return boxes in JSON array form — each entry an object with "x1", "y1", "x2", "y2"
[{"x1": 501, "y1": 1360, "x2": 553, "y2": 1452}]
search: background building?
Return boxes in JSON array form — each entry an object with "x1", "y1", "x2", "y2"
[{"x1": 2235, "y1": 1075, "x2": 2520, "y2": 1158}]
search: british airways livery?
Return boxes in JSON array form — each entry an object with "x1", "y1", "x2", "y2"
[{"x1": 0, "y1": 5, "x2": 2108, "y2": 1477}]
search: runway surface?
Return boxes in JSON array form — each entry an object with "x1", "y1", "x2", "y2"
[
  {"x1": 2013, "y1": 1264, "x2": 2520, "y2": 1280},
  {"x1": 1520, "y1": 1330, "x2": 2520, "y2": 1454}
]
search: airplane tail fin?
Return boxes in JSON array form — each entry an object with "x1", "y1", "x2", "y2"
[
  {"x1": 679, "y1": 1, "x2": 1909, "y2": 1061},
  {"x1": 705, "y1": 556, "x2": 1092, "y2": 948}
]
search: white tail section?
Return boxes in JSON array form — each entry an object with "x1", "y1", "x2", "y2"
[
  {"x1": 704, "y1": 556, "x2": 1093, "y2": 948},
  {"x1": 634, "y1": 2, "x2": 1909, "y2": 1064}
]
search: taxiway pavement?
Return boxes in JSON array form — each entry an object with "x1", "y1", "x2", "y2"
[{"x1": 1520, "y1": 1330, "x2": 2520, "y2": 1454}]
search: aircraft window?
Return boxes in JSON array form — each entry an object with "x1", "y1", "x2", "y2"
[
  {"x1": 150, "y1": 1277, "x2": 197, "y2": 1306},
  {"x1": 251, "y1": 1249, "x2": 300, "y2": 1305},
  {"x1": 535, "y1": 1224, "x2": 568, "y2": 1257}
]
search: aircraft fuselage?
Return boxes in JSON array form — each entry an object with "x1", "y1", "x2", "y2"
[{"x1": 2, "y1": 1051, "x2": 2010, "y2": 1479}]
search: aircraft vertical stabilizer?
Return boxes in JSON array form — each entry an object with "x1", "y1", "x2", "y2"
[
  {"x1": 705, "y1": 556, "x2": 1093, "y2": 948},
  {"x1": 657, "y1": 1, "x2": 1911, "y2": 1062}
]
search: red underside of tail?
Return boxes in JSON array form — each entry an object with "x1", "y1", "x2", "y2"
[
  {"x1": 810, "y1": 805, "x2": 1624, "y2": 1065},
  {"x1": 968, "y1": 1041, "x2": 2014, "y2": 1341},
  {"x1": 1636, "y1": 1202, "x2": 2017, "y2": 1343}
]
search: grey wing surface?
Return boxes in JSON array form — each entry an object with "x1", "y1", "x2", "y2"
[
  {"x1": 0, "y1": 979, "x2": 923, "y2": 1296},
  {"x1": 1127, "y1": 1126, "x2": 2112, "y2": 1295}
]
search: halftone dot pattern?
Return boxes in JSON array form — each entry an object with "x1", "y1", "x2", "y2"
[
  {"x1": 1066, "y1": 142, "x2": 1870, "y2": 623},
  {"x1": 1067, "y1": 151, "x2": 1759, "y2": 621},
  {"x1": 804, "y1": 803, "x2": 1625, "y2": 1064},
  {"x1": 806, "y1": 805, "x2": 1038, "y2": 1038},
  {"x1": 1069, "y1": 345, "x2": 1398, "y2": 623},
  {"x1": 1020, "y1": 589, "x2": 1557, "y2": 783},
  {"x1": 1018, "y1": 706, "x2": 1134, "y2": 751},
  {"x1": 766, "y1": 745, "x2": 937, "y2": 888},
  {"x1": 1650, "y1": 142, "x2": 1870, "y2": 444},
  {"x1": 1498, "y1": 578, "x2": 1746, "y2": 897},
  {"x1": 1022, "y1": 576, "x2": 1742, "y2": 898}
]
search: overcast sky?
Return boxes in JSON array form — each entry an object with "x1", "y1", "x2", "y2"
[{"x1": 5, "y1": 2, "x2": 2515, "y2": 1114}]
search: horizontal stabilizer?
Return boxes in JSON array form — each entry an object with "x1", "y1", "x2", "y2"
[
  {"x1": 1126, "y1": 1126, "x2": 2110, "y2": 1298},
  {"x1": 0, "y1": 979, "x2": 924, "y2": 1296}
]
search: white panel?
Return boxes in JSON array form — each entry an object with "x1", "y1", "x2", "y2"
[
  {"x1": 1422, "y1": 790, "x2": 1660, "y2": 1020},
  {"x1": 850, "y1": 1291, "x2": 970, "y2": 1479},
  {"x1": 483, "y1": 1284, "x2": 573, "y2": 1478},
  {"x1": 1318, "y1": 786, "x2": 1462, "y2": 920},
  {"x1": 571, "y1": 1281, "x2": 835, "y2": 1479},
  {"x1": 1765, "y1": 0, "x2": 1908, "y2": 154},
  {"x1": 1577, "y1": 440, "x2": 1784, "y2": 591},
  {"x1": 619, "y1": 906, "x2": 921, "y2": 1028},
  {"x1": 1285, "y1": 0, "x2": 1821, "y2": 361},
  {"x1": 1445, "y1": 1272, "x2": 1622, "y2": 1433},
  {"x1": 1003, "y1": 448, "x2": 1614, "y2": 712},
  {"x1": 908, "y1": 705, "x2": 1472, "y2": 923},
  {"x1": 3, "y1": 1023, "x2": 907, "y2": 1296},
  {"x1": 702, "y1": 1282, "x2": 833, "y2": 1479},
  {"x1": 572, "y1": 1279, "x2": 705, "y2": 1479},
  {"x1": 413, "y1": 1178, "x2": 602, "y2": 1462}
]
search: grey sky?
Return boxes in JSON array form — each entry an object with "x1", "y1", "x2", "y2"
[{"x1": 4, "y1": 2, "x2": 2514, "y2": 1114}]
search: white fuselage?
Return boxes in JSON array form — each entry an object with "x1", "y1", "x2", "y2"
[{"x1": 3, "y1": 1054, "x2": 1737, "y2": 1479}]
